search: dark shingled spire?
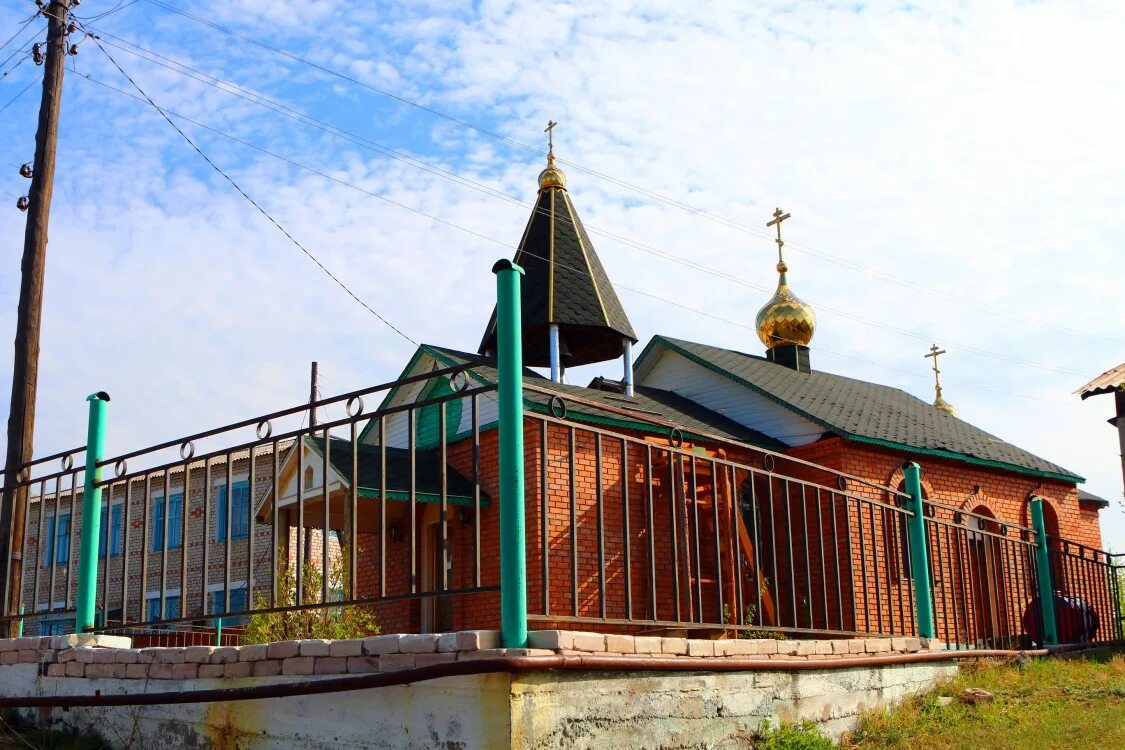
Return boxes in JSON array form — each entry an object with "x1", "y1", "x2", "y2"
[{"x1": 478, "y1": 158, "x2": 637, "y2": 368}]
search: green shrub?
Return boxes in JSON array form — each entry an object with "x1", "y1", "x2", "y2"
[
  {"x1": 241, "y1": 546, "x2": 380, "y2": 644},
  {"x1": 755, "y1": 720, "x2": 834, "y2": 750}
]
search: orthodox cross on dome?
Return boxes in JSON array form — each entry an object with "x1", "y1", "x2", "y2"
[
  {"x1": 766, "y1": 207, "x2": 792, "y2": 270},
  {"x1": 925, "y1": 344, "x2": 957, "y2": 416},
  {"x1": 545, "y1": 120, "x2": 558, "y2": 158}
]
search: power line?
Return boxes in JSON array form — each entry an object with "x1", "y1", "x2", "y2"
[
  {"x1": 80, "y1": 28, "x2": 418, "y2": 348},
  {"x1": 73, "y1": 71, "x2": 1069, "y2": 405},
  {"x1": 73, "y1": 30, "x2": 1087, "y2": 378},
  {"x1": 0, "y1": 72, "x2": 40, "y2": 115},
  {"x1": 135, "y1": 0, "x2": 1121, "y2": 346}
]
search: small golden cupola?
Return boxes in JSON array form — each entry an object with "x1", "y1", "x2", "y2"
[
  {"x1": 755, "y1": 208, "x2": 816, "y2": 372},
  {"x1": 925, "y1": 344, "x2": 958, "y2": 417}
]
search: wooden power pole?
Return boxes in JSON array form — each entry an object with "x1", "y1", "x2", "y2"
[{"x1": 0, "y1": 1, "x2": 70, "y2": 629}]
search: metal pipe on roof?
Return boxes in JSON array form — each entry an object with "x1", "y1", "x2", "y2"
[
  {"x1": 623, "y1": 340, "x2": 635, "y2": 397},
  {"x1": 549, "y1": 324, "x2": 561, "y2": 383}
]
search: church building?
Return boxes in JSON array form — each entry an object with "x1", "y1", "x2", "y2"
[{"x1": 264, "y1": 142, "x2": 1109, "y2": 646}]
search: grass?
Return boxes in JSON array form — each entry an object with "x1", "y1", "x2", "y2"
[{"x1": 842, "y1": 650, "x2": 1125, "y2": 750}]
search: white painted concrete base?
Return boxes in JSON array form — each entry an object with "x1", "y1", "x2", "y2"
[{"x1": 2, "y1": 660, "x2": 959, "y2": 748}]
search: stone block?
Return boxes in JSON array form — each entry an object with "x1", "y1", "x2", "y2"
[
  {"x1": 605, "y1": 634, "x2": 636, "y2": 654},
  {"x1": 299, "y1": 639, "x2": 331, "y2": 657},
  {"x1": 252, "y1": 660, "x2": 281, "y2": 677},
  {"x1": 282, "y1": 656, "x2": 315, "y2": 675},
  {"x1": 814, "y1": 640, "x2": 833, "y2": 655},
  {"x1": 125, "y1": 664, "x2": 148, "y2": 679},
  {"x1": 455, "y1": 630, "x2": 500, "y2": 651},
  {"x1": 865, "y1": 639, "x2": 892, "y2": 654},
  {"x1": 184, "y1": 646, "x2": 214, "y2": 664},
  {"x1": 224, "y1": 662, "x2": 251, "y2": 678},
  {"x1": 92, "y1": 648, "x2": 118, "y2": 664},
  {"x1": 905, "y1": 638, "x2": 922, "y2": 653},
  {"x1": 239, "y1": 644, "x2": 269, "y2": 662},
  {"x1": 832, "y1": 640, "x2": 851, "y2": 655},
  {"x1": 848, "y1": 640, "x2": 867, "y2": 653},
  {"x1": 171, "y1": 664, "x2": 198, "y2": 680},
  {"x1": 436, "y1": 633, "x2": 458, "y2": 653},
  {"x1": 65, "y1": 662, "x2": 85, "y2": 678},
  {"x1": 58, "y1": 649, "x2": 76, "y2": 663},
  {"x1": 347, "y1": 656, "x2": 381, "y2": 673},
  {"x1": 715, "y1": 639, "x2": 752, "y2": 657},
  {"x1": 687, "y1": 640, "x2": 715, "y2": 657},
  {"x1": 751, "y1": 640, "x2": 780, "y2": 656},
  {"x1": 13, "y1": 637, "x2": 36, "y2": 650},
  {"x1": 415, "y1": 652, "x2": 457, "y2": 668},
  {"x1": 776, "y1": 641, "x2": 799, "y2": 656},
  {"x1": 891, "y1": 638, "x2": 908, "y2": 652},
  {"x1": 363, "y1": 634, "x2": 402, "y2": 655},
  {"x1": 198, "y1": 664, "x2": 224, "y2": 678},
  {"x1": 46, "y1": 663, "x2": 66, "y2": 677},
  {"x1": 527, "y1": 630, "x2": 573, "y2": 650},
  {"x1": 74, "y1": 647, "x2": 97, "y2": 664},
  {"x1": 113, "y1": 649, "x2": 139, "y2": 664},
  {"x1": 399, "y1": 634, "x2": 439, "y2": 654},
  {"x1": 661, "y1": 637, "x2": 688, "y2": 656},
  {"x1": 632, "y1": 636, "x2": 662, "y2": 654},
  {"x1": 156, "y1": 649, "x2": 186, "y2": 664},
  {"x1": 149, "y1": 664, "x2": 174, "y2": 679},
  {"x1": 795, "y1": 641, "x2": 816, "y2": 656},
  {"x1": 0, "y1": 639, "x2": 16, "y2": 653},
  {"x1": 571, "y1": 633, "x2": 607, "y2": 652},
  {"x1": 83, "y1": 664, "x2": 107, "y2": 679},
  {"x1": 136, "y1": 648, "x2": 162, "y2": 664},
  {"x1": 0, "y1": 652, "x2": 20, "y2": 665},
  {"x1": 378, "y1": 654, "x2": 416, "y2": 671},
  {"x1": 267, "y1": 640, "x2": 300, "y2": 659},
  {"x1": 57, "y1": 633, "x2": 131, "y2": 649},
  {"x1": 314, "y1": 657, "x2": 348, "y2": 674},
  {"x1": 328, "y1": 639, "x2": 363, "y2": 658},
  {"x1": 211, "y1": 647, "x2": 240, "y2": 664}
]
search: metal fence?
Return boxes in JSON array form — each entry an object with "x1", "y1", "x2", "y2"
[
  {"x1": 1048, "y1": 539, "x2": 1124, "y2": 644},
  {"x1": 6, "y1": 362, "x2": 498, "y2": 639}
]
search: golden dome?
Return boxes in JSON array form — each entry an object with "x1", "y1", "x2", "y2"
[
  {"x1": 934, "y1": 394, "x2": 958, "y2": 417},
  {"x1": 538, "y1": 152, "x2": 567, "y2": 190},
  {"x1": 755, "y1": 261, "x2": 817, "y2": 348}
]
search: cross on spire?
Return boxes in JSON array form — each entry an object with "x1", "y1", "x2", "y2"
[
  {"x1": 925, "y1": 344, "x2": 948, "y2": 397},
  {"x1": 766, "y1": 207, "x2": 791, "y2": 268},
  {"x1": 545, "y1": 120, "x2": 558, "y2": 158}
]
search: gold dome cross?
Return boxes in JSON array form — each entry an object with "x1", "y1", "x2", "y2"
[{"x1": 766, "y1": 207, "x2": 791, "y2": 269}]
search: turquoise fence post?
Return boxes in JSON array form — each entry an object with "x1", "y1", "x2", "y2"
[
  {"x1": 215, "y1": 617, "x2": 223, "y2": 646},
  {"x1": 494, "y1": 259, "x2": 527, "y2": 649},
  {"x1": 903, "y1": 462, "x2": 935, "y2": 639},
  {"x1": 1029, "y1": 496, "x2": 1058, "y2": 645},
  {"x1": 75, "y1": 392, "x2": 110, "y2": 633},
  {"x1": 15, "y1": 605, "x2": 23, "y2": 638}
]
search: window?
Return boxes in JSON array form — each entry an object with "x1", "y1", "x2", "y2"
[
  {"x1": 151, "y1": 493, "x2": 183, "y2": 551},
  {"x1": 889, "y1": 481, "x2": 922, "y2": 581},
  {"x1": 211, "y1": 586, "x2": 248, "y2": 625},
  {"x1": 145, "y1": 594, "x2": 181, "y2": 623},
  {"x1": 43, "y1": 514, "x2": 70, "y2": 567},
  {"x1": 99, "y1": 504, "x2": 123, "y2": 557},
  {"x1": 215, "y1": 481, "x2": 250, "y2": 541},
  {"x1": 39, "y1": 615, "x2": 69, "y2": 637}
]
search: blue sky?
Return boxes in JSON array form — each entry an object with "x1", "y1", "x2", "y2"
[{"x1": 0, "y1": 0, "x2": 1123, "y2": 548}]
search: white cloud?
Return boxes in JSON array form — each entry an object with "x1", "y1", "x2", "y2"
[{"x1": 0, "y1": 0, "x2": 1122, "y2": 547}]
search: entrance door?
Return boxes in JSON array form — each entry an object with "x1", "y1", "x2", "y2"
[
  {"x1": 968, "y1": 508, "x2": 1006, "y2": 646},
  {"x1": 421, "y1": 514, "x2": 454, "y2": 633}
]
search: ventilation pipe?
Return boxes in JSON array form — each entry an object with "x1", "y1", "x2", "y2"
[
  {"x1": 623, "y1": 340, "x2": 634, "y2": 397},
  {"x1": 548, "y1": 324, "x2": 561, "y2": 383}
]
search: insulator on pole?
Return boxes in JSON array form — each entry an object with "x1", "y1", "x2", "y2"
[
  {"x1": 32, "y1": 44, "x2": 44, "y2": 66},
  {"x1": 19, "y1": 164, "x2": 33, "y2": 179},
  {"x1": 68, "y1": 44, "x2": 78, "y2": 56},
  {"x1": 16, "y1": 196, "x2": 29, "y2": 211},
  {"x1": 67, "y1": 22, "x2": 76, "y2": 35}
]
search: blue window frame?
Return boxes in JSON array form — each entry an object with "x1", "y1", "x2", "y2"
[
  {"x1": 145, "y1": 595, "x2": 181, "y2": 623},
  {"x1": 43, "y1": 514, "x2": 70, "y2": 567},
  {"x1": 151, "y1": 493, "x2": 183, "y2": 551},
  {"x1": 215, "y1": 481, "x2": 250, "y2": 541},
  {"x1": 99, "y1": 504, "x2": 123, "y2": 557},
  {"x1": 39, "y1": 615, "x2": 69, "y2": 636},
  {"x1": 211, "y1": 586, "x2": 248, "y2": 625}
]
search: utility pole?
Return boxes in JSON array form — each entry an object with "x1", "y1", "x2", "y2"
[{"x1": 1, "y1": 1, "x2": 70, "y2": 632}]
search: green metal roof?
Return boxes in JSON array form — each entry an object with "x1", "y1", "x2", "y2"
[{"x1": 639, "y1": 336, "x2": 1083, "y2": 483}]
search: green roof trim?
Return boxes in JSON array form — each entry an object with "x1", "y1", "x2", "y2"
[
  {"x1": 846, "y1": 434, "x2": 1085, "y2": 484},
  {"x1": 356, "y1": 487, "x2": 487, "y2": 508}
]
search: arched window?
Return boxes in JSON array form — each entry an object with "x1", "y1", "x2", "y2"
[
  {"x1": 889, "y1": 480, "x2": 925, "y2": 582},
  {"x1": 415, "y1": 377, "x2": 463, "y2": 450}
]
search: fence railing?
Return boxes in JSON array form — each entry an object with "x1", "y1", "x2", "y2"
[
  {"x1": 1048, "y1": 539, "x2": 1124, "y2": 644},
  {"x1": 6, "y1": 362, "x2": 499, "y2": 639}
]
